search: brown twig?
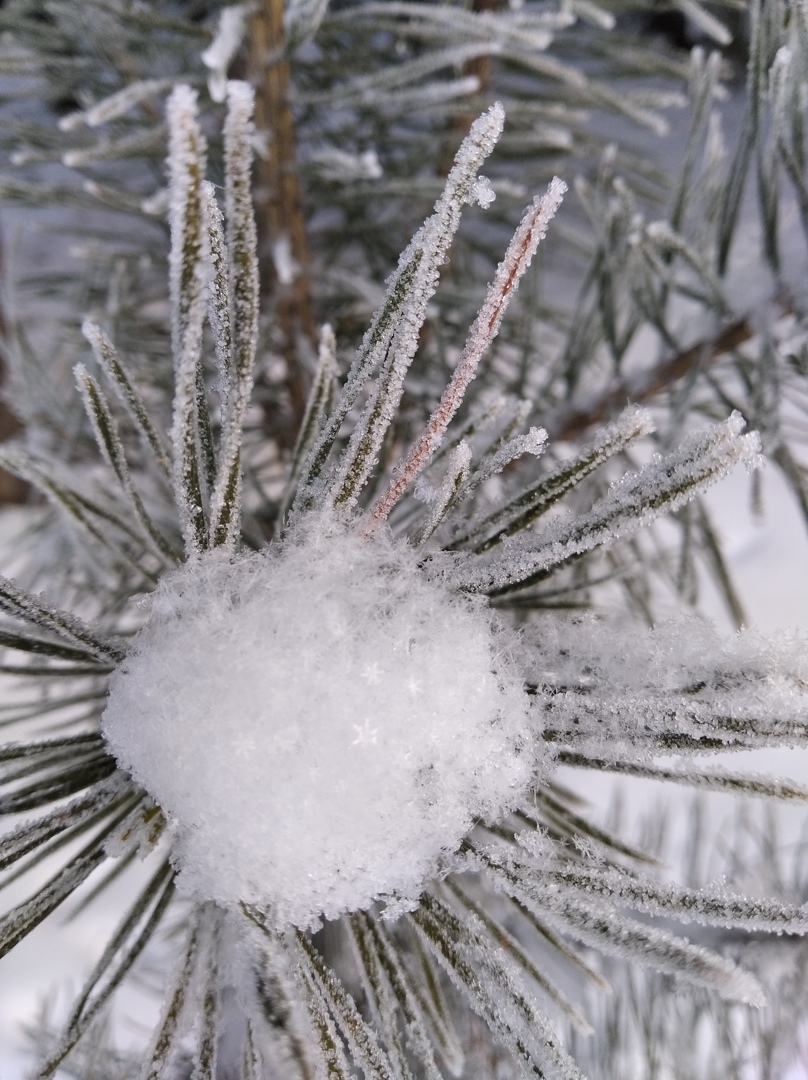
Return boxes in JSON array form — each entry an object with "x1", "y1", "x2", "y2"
[
  {"x1": 449, "y1": 0, "x2": 500, "y2": 144},
  {"x1": 545, "y1": 317, "x2": 755, "y2": 443},
  {"x1": 250, "y1": 0, "x2": 317, "y2": 441}
]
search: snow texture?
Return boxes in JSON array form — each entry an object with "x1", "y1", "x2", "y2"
[{"x1": 102, "y1": 512, "x2": 535, "y2": 929}]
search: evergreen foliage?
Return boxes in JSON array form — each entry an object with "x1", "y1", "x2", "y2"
[{"x1": 0, "y1": 2, "x2": 807, "y2": 1078}]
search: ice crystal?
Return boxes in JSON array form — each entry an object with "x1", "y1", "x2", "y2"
[{"x1": 102, "y1": 512, "x2": 534, "y2": 929}]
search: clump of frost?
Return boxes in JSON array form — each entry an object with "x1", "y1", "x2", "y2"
[
  {"x1": 102, "y1": 512, "x2": 535, "y2": 929},
  {"x1": 271, "y1": 234, "x2": 298, "y2": 285},
  {"x1": 201, "y1": 5, "x2": 252, "y2": 103}
]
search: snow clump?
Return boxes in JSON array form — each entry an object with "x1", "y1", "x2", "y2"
[{"x1": 102, "y1": 512, "x2": 535, "y2": 929}]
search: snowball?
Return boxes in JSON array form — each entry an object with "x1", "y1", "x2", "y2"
[{"x1": 102, "y1": 513, "x2": 534, "y2": 929}]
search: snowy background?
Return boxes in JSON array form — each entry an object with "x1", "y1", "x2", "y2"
[{"x1": 2, "y1": 57, "x2": 808, "y2": 1080}]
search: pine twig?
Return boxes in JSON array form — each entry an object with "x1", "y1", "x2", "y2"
[
  {"x1": 546, "y1": 317, "x2": 754, "y2": 443},
  {"x1": 250, "y1": 0, "x2": 317, "y2": 442},
  {"x1": 450, "y1": 0, "x2": 501, "y2": 142}
]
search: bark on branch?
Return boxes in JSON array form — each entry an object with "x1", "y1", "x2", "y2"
[
  {"x1": 251, "y1": 0, "x2": 317, "y2": 441},
  {"x1": 545, "y1": 318, "x2": 754, "y2": 443}
]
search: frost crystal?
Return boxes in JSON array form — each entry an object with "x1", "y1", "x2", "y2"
[{"x1": 102, "y1": 514, "x2": 534, "y2": 929}]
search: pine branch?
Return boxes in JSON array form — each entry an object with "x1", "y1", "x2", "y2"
[
  {"x1": 545, "y1": 316, "x2": 756, "y2": 442},
  {"x1": 251, "y1": 0, "x2": 316, "y2": 441}
]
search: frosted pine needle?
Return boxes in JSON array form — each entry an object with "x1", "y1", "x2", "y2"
[
  {"x1": 58, "y1": 78, "x2": 176, "y2": 131},
  {"x1": 166, "y1": 85, "x2": 210, "y2": 557},
  {"x1": 294, "y1": 102, "x2": 505, "y2": 511},
  {"x1": 209, "y1": 80, "x2": 259, "y2": 550},
  {"x1": 367, "y1": 177, "x2": 566, "y2": 528}
]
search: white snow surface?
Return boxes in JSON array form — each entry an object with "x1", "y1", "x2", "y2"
[{"x1": 101, "y1": 511, "x2": 535, "y2": 929}]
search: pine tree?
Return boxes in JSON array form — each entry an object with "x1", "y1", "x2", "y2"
[{"x1": 1, "y1": 2, "x2": 808, "y2": 1078}]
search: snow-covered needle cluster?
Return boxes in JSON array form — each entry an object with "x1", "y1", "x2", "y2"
[
  {"x1": 1, "y1": 72, "x2": 808, "y2": 1080},
  {"x1": 103, "y1": 512, "x2": 534, "y2": 929}
]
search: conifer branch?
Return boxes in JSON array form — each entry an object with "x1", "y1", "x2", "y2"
[{"x1": 251, "y1": 0, "x2": 316, "y2": 440}]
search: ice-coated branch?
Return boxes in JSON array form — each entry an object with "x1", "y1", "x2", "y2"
[
  {"x1": 239, "y1": 905, "x2": 318, "y2": 1074},
  {"x1": 294, "y1": 940, "x2": 355, "y2": 1077},
  {"x1": 458, "y1": 426, "x2": 547, "y2": 505},
  {"x1": 293, "y1": 102, "x2": 505, "y2": 512},
  {"x1": 536, "y1": 862, "x2": 808, "y2": 935},
  {"x1": 474, "y1": 849, "x2": 765, "y2": 1007},
  {"x1": 429, "y1": 394, "x2": 510, "y2": 470},
  {"x1": 348, "y1": 912, "x2": 446, "y2": 1080},
  {"x1": 366, "y1": 177, "x2": 566, "y2": 529},
  {"x1": 59, "y1": 78, "x2": 175, "y2": 131},
  {"x1": 189, "y1": 904, "x2": 223, "y2": 1080},
  {"x1": 444, "y1": 878, "x2": 593, "y2": 1036},
  {"x1": 209, "y1": 81, "x2": 259, "y2": 550},
  {"x1": 166, "y1": 85, "x2": 210, "y2": 557},
  {"x1": 294, "y1": 930, "x2": 397, "y2": 1080},
  {"x1": 36, "y1": 858, "x2": 175, "y2": 1080},
  {"x1": 284, "y1": 0, "x2": 331, "y2": 50},
  {"x1": 411, "y1": 891, "x2": 587, "y2": 1080},
  {"x1": 372, "y1": 915, "x2": 465, "y2": 1073},
  {"x1": 61, "y1": 125, "x2": 168, "y2": 171},
  {"x1": 0, "y1": 848, "x2": 110, "y2": 959},
  {"x1": 344, "y1": 915, "x2": 413, "y2": 1079},
  {"x1": 0, "y1": 450, "x2": 160, "y2": 585},
  {"x1": 142, "y1": 909, "x2": 207, "y2": 1080},
  {"x1": 528, "y1": 615, "x2": 808, "y2": 758},
  {"x1": 0, "y1": 771, "x2": 123, "y2": 872},
  {"x1": 556, "y1": 753, "x2": 808, "y2": 801},
  {"x1": 332, "y1": 3, "x2": 556, "y2": 52}
]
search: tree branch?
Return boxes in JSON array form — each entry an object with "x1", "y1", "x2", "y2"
[
  {"x1": 250, "y1": 0, "x2": 317, "y2": 442},
  {"x1": 545, "y1": 318, "x2": 754, "y2": 443}
]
